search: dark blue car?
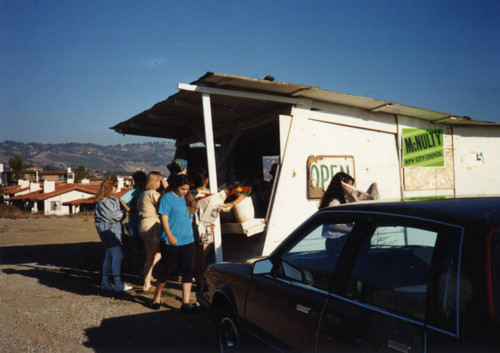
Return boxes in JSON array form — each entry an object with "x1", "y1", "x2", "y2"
[{"x1": 199, "y1": 198, "x2": 500, "y2": 352}]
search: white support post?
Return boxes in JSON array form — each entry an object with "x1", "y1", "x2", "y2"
[{"x1": 202, "y1": 93, "x2": 223, "y2": 262}]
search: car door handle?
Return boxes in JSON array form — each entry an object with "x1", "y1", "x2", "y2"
[
  {"x1": 388, "y1": 339, "x2": 411, "y2": 353},
  {"x1": 296, "y1": 304, "x2": 311, "y2": 315}
]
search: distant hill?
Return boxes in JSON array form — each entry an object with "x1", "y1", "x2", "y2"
[{"x1": 0, "y1": 141, "x2": 176, "y2": 175}]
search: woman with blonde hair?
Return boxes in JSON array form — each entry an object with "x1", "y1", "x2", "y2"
[
  {"x1": 137, "y1": 171, "x2": 168, "y2": 292},
  {"x1": 94, "y1": 176, "x2": 132, "y2": 292}
]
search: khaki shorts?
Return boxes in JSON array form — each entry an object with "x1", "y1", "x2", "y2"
[{"x1": 139, "y1": 218, "x2": 161, "y2": 244}]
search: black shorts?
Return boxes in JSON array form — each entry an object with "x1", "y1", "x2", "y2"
[{"x1": 156, "y1": 242, "x2": 195, "y2": 284}]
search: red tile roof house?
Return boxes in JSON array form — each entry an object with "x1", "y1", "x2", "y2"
[
  {"x1": 0, "y1": 164, "x2": 77, "y2": 186},
  {"x1": 2, "y1": 180, "x2": 40, "y2": 198},
  {"x1": 5, "y1": 179, "x2": 130, "y2": 216}
]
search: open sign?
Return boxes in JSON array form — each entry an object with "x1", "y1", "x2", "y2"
[{"x1": 307, "y1": 155, "x2": 355, "y2": 199}]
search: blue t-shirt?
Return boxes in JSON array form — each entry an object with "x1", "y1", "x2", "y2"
[
  {"x1": 120, "y1": 187, "x2": 143, "y2": 237},
  {"x1": 157, "y1": 191, "x2": 194, "y2": 246}
]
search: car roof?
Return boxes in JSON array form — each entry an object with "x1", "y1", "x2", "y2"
[{"x1": 322, "y1": 197, "x2": 500, "y2": 228}]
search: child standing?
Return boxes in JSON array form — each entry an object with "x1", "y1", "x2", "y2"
[
  {"x1": 152, "y1": 174, "x2": 197, "y2": 311},
  {"x1": 94, "y1": 176, "x2": 132, "y2": 292}
]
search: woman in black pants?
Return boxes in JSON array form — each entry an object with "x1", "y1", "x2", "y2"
[{"x1": 151, "y1": 174, "x2": 197, "y2": 311}]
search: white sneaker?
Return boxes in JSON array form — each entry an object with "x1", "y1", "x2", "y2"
[
  {"x1": 114, "y1": 283, "x2": 133, "y2": 292},
  {"x1": 101, "y1": 281, "x2": 114, "y2": 291}
]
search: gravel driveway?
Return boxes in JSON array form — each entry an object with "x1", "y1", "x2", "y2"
[{"x1": 0, "y1": 215, "x2": 217, "y2": 352}]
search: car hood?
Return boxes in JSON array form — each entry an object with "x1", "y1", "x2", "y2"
[{"x1": 209, "y1": 256, "x2": 266, "y2": 274}]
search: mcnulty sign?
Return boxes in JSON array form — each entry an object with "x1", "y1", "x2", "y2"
[
  {"x1": 403, "y1": 128, "x2": 444, "y2": 167},
  {"x1": 307, "y1": 155, "x2": 354, "y2": 199}
]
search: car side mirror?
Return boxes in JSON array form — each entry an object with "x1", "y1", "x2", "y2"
[{"x1": 252, "y1": 259, "x2": 273, "y2": 275}]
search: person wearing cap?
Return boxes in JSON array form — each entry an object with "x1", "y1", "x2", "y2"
[
  {"x1": 166, "y1": 158, "x2": 188, "y2": 186},
  {"x1": 164, "y1": 158, "x2": 189, "y2": 281}
]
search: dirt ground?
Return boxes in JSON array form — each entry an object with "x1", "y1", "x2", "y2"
[{"x1": 0, "y1": 214, "x2": 218, "y2": 353}]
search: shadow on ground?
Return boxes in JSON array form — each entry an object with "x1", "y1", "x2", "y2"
[
  {"x1": 0, "y1": 240, "x2": 219, "y2": 352},
  {"x1": 0, "y1": 240, "x2": 148, "y2": 299},
  {"x1": 84, "y1": 309, "x2": 218, "y2": 353},
  {"x1": 0, "y1": 233, "x2": 267, "y2": 352},
  {"x1": 0, "y1": 241, "x2": 104, "y2": 269},
  {"x1": 0, "y1": 236, "x2": 145, "y2": 272}
]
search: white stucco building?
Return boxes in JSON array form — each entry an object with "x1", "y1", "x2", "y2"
[{"x1": 111, "y1": 72, "x2": 500, "y2": 259}]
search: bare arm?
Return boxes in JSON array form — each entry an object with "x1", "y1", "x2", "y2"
[
  {"x1": 327, "y1": 224, "x2": 353, "y2": 233},
  {"x1": 119, "y1": 198, "x2": 131, "y2": 212},
  {"x1": 160, "y1": 214, "x2": 177, "y2": 246}
]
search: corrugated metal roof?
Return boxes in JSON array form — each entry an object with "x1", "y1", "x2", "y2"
[{"x1": 111, "y1": 72, "x2": 499, "y2": 143}]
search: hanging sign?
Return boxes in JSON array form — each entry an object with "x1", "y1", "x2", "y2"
[
  {"x1": 402, "y1": 128, "x2": 444, "y2": 167},
  {"x1": 307, "y1": 155, "x2": 355, "y2": 199}
]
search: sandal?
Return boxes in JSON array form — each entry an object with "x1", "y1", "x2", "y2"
[
  {"x1": 142, "y1": 286, "x2": 156, "y2": 293},
  {"x1": 151, "y1": 301, "x2": 161, "y2": 310}
]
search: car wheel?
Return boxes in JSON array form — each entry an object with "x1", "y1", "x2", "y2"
[{"x1": 218, "y1": 306, "x2": 241, "y2": 353}]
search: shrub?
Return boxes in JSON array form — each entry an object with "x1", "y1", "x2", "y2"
[{"x1": 0, "y1": 204, "x2": 29, "y2": 219}]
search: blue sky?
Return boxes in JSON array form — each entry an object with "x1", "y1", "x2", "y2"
[{"x1": 1, "y1": 0, "x2": 499, "y2": 145}]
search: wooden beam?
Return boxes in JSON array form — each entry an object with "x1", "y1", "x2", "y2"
[
  {"x1": 201, "y1": 93, "x2": 223, "y2": 263},
  {"x1": 178, "y1": 83, "x2": 300, "y2": 105}
]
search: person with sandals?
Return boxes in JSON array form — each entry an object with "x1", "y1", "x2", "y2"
[{"x1": 137, "y1": 171, "x2": 167, "y2": 292}]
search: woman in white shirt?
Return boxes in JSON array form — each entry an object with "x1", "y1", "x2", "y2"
[{"x1": 319, "y1": 172, "x2": 355, "y2": 258}]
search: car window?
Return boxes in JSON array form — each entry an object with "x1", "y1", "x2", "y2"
[
  {"x1": 278, "y1": 221, "x2": 355, "y2": 291},
  {"x1": 346, "y1": 222, "x2": 438, "y2": 321},
  {"x1": 425, "y1": 227, "x2": 461, "y2": 334},
  {"x1": 490, "y1": 229, "x2": 500, "y2": 321},
  {"x1": 371, "y1": 226, "x2": 437, "y2": 248}
]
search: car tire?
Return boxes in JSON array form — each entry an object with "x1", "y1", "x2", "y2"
[{"x1": 217, "y1": 305, "x2": 241, "y2": 353}]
